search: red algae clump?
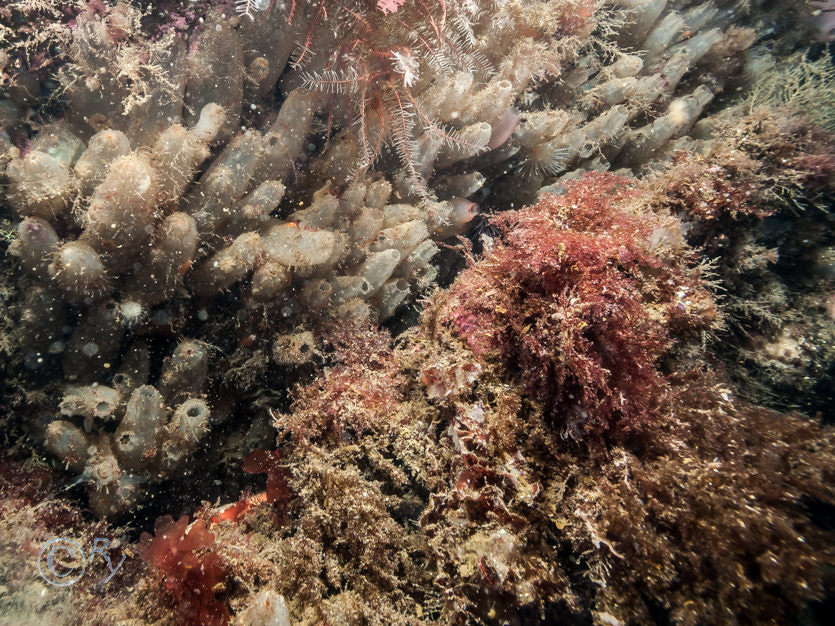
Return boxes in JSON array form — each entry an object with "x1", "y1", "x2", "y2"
[
  {"x1": 437, "y1": 172, "x2": 714, "y2": 442},
  {"x1": 139, "y1": 515, "x2": 230, "y2": 626}
]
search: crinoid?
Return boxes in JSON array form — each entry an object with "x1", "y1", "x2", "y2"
[
  {"x1": 235, "y1": 0, "x2": 273, "y2": 21},
  {"x1": 293, "y1": 1, "x2": 494, "y2": 192}
]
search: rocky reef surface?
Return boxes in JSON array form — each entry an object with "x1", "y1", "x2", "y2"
[{"x1": 0, "y1": 1, "x2": 833, "y2": 625}]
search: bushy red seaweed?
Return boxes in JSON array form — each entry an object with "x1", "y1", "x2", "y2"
[
  {"x1": 658, "y1": 107, "x2": 835, "y2": 228},
  {"x1": 660, "y1": 151, "x2": 769, "y2": 222},
  {"x1": 241, "y1": 448, "x2": 292, "y2": 525},
  {"x1": 276, "y1": 322, "x2": 406, "y2": 446},
  {"x1": 438, "y1": 172, "x2": 716, "y2": 441},
  {"x1": 139, "y1": 515, "x2": 230, "y2": 626}
]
